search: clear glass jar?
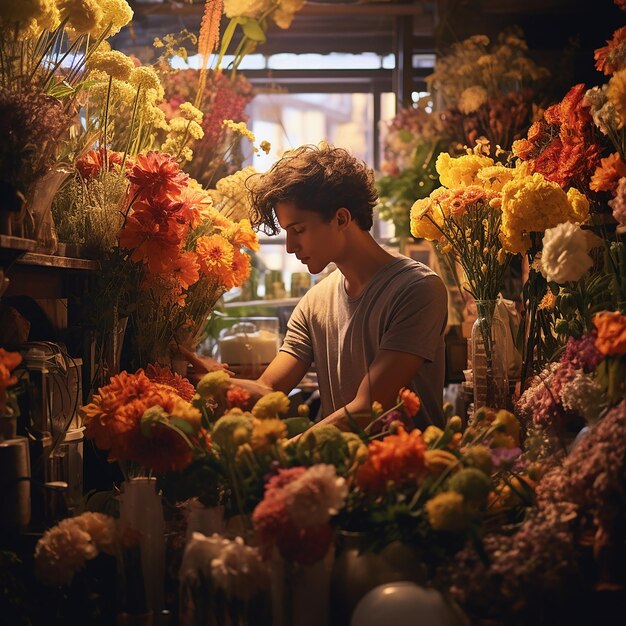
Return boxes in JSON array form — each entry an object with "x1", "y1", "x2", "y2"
[{"x1": 470, "y1": 299, "x2": 509, "y2": 411}]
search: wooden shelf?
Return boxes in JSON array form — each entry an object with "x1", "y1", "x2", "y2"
[
  {"x1": 0, "y1": 235, "x2": 37, "y2": 253},
  {"x1": 17, "y1": 252, "x2": 99, "y2": 271}
]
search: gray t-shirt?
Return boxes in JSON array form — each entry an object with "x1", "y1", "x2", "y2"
[{"x1": 280, "y1": 256, "x2": 448, "y2": 428}]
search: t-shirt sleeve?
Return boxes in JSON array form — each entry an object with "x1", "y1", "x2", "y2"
[
  {"x1": 279, "y1": 295, "x2": 314, "y2": 366},
  {"x1": 380, "y1": 273, "x2": 448, "y2": 362}
]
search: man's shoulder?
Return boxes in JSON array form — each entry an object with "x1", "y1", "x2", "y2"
[{"x1": 382, "y1": 255, "x2": 442, "y2": 287}]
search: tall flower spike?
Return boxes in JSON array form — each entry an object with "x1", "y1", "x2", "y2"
[{"x1": 196, "y1": 0, "x2": 224, "y2": 108}]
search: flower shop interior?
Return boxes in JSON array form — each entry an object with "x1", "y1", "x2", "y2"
[{"x1": 1, "y1": 0, "x2": 626, "y2": 625}]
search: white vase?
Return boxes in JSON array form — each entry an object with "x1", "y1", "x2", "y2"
[
  {"x1": 185, "y1": 499, "x2": 225, "y2": 541},
  {"x1": 118, "y1": 477, "x2": 165, "y2": 613}
]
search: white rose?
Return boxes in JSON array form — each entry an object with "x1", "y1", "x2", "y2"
[{"x1": 540, "y1": 221, "x2": 593, "y2": 283}]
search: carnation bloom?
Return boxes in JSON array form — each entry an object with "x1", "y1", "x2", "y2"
[
  {"x1": 356, "y1": 427, "x2": 427, "y2": 494},
  {"x1": 540, "y1": 222, "x2": 593, "y2": 283},
  {"x1": 252, "y1": 391, "x2": 290, "y2": 419},
  {"x1": 593, "y1": 311, "x2": 626, "y2": 356},
  {"x1": 128, "y1": 151, "x2": 189, "y2": 200}
]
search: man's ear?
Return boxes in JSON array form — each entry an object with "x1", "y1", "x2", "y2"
[{"x1": 336, "y1": 207, "x2": 351, "y2": 228}]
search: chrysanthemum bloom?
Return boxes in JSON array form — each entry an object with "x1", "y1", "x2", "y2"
[
  {"x1": 425, "y1": 491, "x2": 468, "y2": 531},
  {"x1": 195, "y1": 234, "x2": 235, "y2": 285},
  {"x1": 196, "y1": 370, "x2": 231, "y2": 399},
  {"x1": 128, "y1": 151, "x2": 189, "y2": 200},
  {"x1": 540, "y1": 222, "x2": 593, "y2": 284},
  {"x1": 593, "y1": 311, "x2": 626, "y2": 356},
  {"x1": 73, "y1": 512, "x2": 119, "y2": 555},
  {"x1": 250, "y1": 418, "x2": 287, "y2": 452},
  {"x1": 436, "y1": 152, "x2": 494, "y2": 188},
  {"x1": 410, "y1": 198, "x2": 443, "y2": 241},
  {"x1": 251, "y1": 391, "x2": 290, "y2": 419},
  {"x1": 590, "y1": 152, "x2": 626, "y2": 192},
  {"x1": 594, "y1": 25, "x2": 626, "y2": 76},
  {"x1": 226, "y1": 385, "x2": 251, "y2": 410},
  {"x1": 356, "y1": 427, "x2": 427, "y2": 494},
  {"x1": 226, "y1": 247, "x2": 251, "y2": 290},
  {"x1": 146, "y1": 363, "x2": 195, "y2": 402},
  {"x1": 399, "y1": 387, "x2": 421, "y2": 417}
]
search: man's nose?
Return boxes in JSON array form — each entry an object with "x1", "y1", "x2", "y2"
[{"x1": 286, "y1": 232, "x2": 298, "y2": 254}]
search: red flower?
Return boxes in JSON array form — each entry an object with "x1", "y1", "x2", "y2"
[
  {"x1": 76, "y1": 148, "x2": 126, "y2": 180},
  {"x1": 128, "y1": 152, "x2": 189, "y2": 200},
  {"x1": 226, "y1": 385, "x2": 251, "y2": 410}
]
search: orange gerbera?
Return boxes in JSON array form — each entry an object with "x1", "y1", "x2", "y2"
[
  {"x1": 146, "y1": 364, "x2": 196, "y2": 402},
  {"x1": 589, "y1": 153, "x2": 626, "y2": 192},
  {"x1": 178, "y1": 186, "x2": 211, "y2": 229},
  {"x1": 170, "y1": 252, "x2": 200, "y2": 290},
  {"x1": 0, "y1": 348, "x2": 22, "y2": 413},
  {"x1": 399, "y1": 387, "x2": 421, "y2": 417},
  {"x1": 356, "y1": 427, "x2": 426, "y2": 494},
  {"x1": 195, "y1": 234, "x2": 234, "y2": 283},
  {"x1": 76, "y1": 147, "x2": 125, "y2": 180},
  {"x1": 593, "y1": 311, "x2": 626, "y2": 356},
  {"x1": 119, "y1": 213, "x2": 182, "y2": 273},
  {"x1": 225, "y1": 219, "x2": 260, "y2": 251},
  {"x1": 594, "y1": 26, "x2": 626, "y2": 76},
  {"x1": 128, "y1": 152, "x2": 189, "y2": 200}
]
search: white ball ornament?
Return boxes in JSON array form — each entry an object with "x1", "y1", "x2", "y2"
[{"x1": 350, "y1": 582, "x2": 467, "y2": 626}]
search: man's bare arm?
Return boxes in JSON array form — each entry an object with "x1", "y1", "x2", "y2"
[{"x1": 316, "y1": 349, "x2": 425, "y2": 431}]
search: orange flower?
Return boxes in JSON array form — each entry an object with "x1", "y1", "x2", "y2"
[
  {"x1": 594, "y1": 26, "x2": 626, "y2": 76},
  {"x1": 589, "y1": 153, "x2": 626, "y2": 192},
  {"x1": 178, "y1": 186, "x2": 212, "y2": 229},
  {"x1": 170, "y1": 252, "x2": 200, "y2": 290},
  {"x1": 145, "y1": 364, "x2": 196, "y2": 402},
  {"x1": 195, "y1": 234, "x2": 234, "y2": 284},
  {"x1": 76, "y1": 148, "x2": 126, "y2": 180},
  {"x1": 227, "y1": 247, "x2": 251, "y2": 290},
  {"x1": 399, "y1": 387, "x2": 421, "y2": 417},
  {"x1": 0, "y1": 348, "x2": 22, "y2": 414},
  {"x1": 225, "y1": 219, "x2": 260, "y2": 251},
  {"x1": 593, "y1": 311, "x2": 626, "y2": 356},
  {"x1": 81, "y1": 370, "x2": 196, "y2": 471},
  {"x1": 227, "y1": 385, "x2": 251, "y2": 410},
  {"x1": 118, "y1": 212, "x2": 182, "y2": 273},
  {"x1": 356, "y1": 427, "x2": 426, "y2": 494},
  {"x1": 128, "y1": 152, "x2": 189, "y2": 200}
]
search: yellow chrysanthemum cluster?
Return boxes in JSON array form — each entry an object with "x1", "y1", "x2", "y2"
[
  {"x1": 499, "y1": 173, "x2": 590, "y2": 254},
  {"x1": 436, "y1": 152, "x2": 495, "y2": 188},
  {"x1": 251, "y1": 391, "x2": 290, "y2": 419},
  {"x1": 162, "y1": 102, "x2": 204, "y2": 163},
  {"x1": 87, "y1": 49, "x2": 135, "y2": 81},
  {"x1": 213, "y1": 166, "x2": 258, "y2": 223}
]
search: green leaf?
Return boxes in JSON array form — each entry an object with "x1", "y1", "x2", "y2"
[
  {"x1": 170, "y1": 418, "x2": 197, "y2": 436},
  {"x1": 283, "y1": 416, "x2": 313, "y2": 438},
  {"x1": 241, "y1": 19, "x2": 267, "y2": 43}
]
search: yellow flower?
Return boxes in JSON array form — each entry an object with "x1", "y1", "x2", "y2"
[
  {"x1": 130, "y1": 66, "x2": 163, "y2": 97},
  {"x1": 179, "y1": 102, "x2": 204, "y2": 124},
  {"x1": 260, "y1": 140, "x2": 271, "y2": 154},
  {"x1": 252, "y1": 391, "x2": 290, "y2": 419},
  {"x1": 448, "y1": 468, "x2": 491, "y2": 508},
  {"x1": 250, "y1": 418, "x2": 287, "y2": 452},
  {"x1": 458, "y1": 86, "x2": 488, "y2": 114},
  {"x1": 475, "y1": 164, "x2": 516, "y2": 192},
  {"x1": 225, "y1": 218, "x2": 259, "y2": 251},
  {"x1": 410, "y1": 198, "x2": 442, "y2": 241},
  {"x1": 425, "y1": 492, "x2": 468, "y2": 531},
  {"x1": 196, "y1": 370, "x2": 231, "y2": 399},
  {"x1": 87, "y1": 50, "x2": 135, "y2": 81},
  {"x1": 171, "y1": 398, "x2": 202, "y2": 432},
  {"x1": 90, "y1": 0, "x2": 133, "y2": 39},
  {"x1": 212, "y1": 409, "x2": 254, "y2": 451},
  {"x1": 422, "y1": 425, "x2": 444, "y2": 445},
  {"x1": 60, "y1": 0, "x2": 101, "y2": 36},
  {"x1": 463, "y1": 445, "x2": 493, "y2": 475},
  {"x1": 492, "y1": 409, "x2": 520, "y2": 444},
  {"x1": 1, "y1": 0, "x2": 49, "y2": 23},
  {"x1": 223, "y1": 119, "x2": 255, "y2": 142},
  {"x1": 607, "y1": 68, "x2": 626, "y2": 129},
  {"x1": 436, "y1": 153, "x2": 494, "y2": 189}
]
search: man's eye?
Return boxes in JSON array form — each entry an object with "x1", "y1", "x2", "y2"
[{"x1": 293, "y1": 228, "x2": 304, "y2": 234}]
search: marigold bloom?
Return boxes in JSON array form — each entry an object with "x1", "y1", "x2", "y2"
[
  {"x1": 226, "y1": 218, "x2": 260, "y2": 251},
  {"x1": 356, "y1": 427, "x2": 427, "y2": 494},
  {"x1": 399, "y1": 387, "x2": 421, "y2": 417},
  {"x1": 128, "y1": 151, "x2": 189, "y2": 200},
  {"x1": 593, "y1": 311, "x2": 626, "y2": 356},
  {"x1": 590, "y1": 152, "x2": 626, "y2": 192},
  {"x1": 228, "y1": 247, "x2": 251, "y2": 289},
  {"x1": 195, "y1": 234, "x2": 235, "y2": 284}
]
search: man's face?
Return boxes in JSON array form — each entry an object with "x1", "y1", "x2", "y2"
[{"x1": 275, "y1": 200, "x2": 340, "y2": 275}]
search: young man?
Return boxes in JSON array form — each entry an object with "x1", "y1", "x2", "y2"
[{"x1": 190, "y1": 143, "x2": 448, "y2": 429}]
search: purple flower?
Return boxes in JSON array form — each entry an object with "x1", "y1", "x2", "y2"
[
  {"x1": 490, "y1": 446, "x2": 522, "y2": 468},
  {"x1": 561, "y1": 333, "x2": 603, "y2": 372}
]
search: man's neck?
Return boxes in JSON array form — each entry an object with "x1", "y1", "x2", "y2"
[{"x1": 335, "y1": 232, "x2": 396, "y2": 299}]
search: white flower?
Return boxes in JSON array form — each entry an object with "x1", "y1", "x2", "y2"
[
  {"x1": 283, "y1": 464, "x2": 348, "y2": 528},
  {"x1": 210, "y1": 536, "x2": 269, "y2": 600},
  {"x1": 540, "y1": 222, "x2": 593, "y2": 283},
  {"x1": 559, "y1": 371, "x2": 607, "y2": 422},
  {"x1": 179, "y1": 532, "x2": 229, "y2": 585}
]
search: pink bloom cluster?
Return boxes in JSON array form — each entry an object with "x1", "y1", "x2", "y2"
[{"x1": 252, "y1": 465, "x2": 347, "y2": 565}]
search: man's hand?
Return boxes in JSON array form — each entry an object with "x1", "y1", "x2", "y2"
[{"x1": 176, "y1": 345, "x2": 235, "y2": 384}]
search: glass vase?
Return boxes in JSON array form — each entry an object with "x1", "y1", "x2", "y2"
[
  {"x1": 470, "y1": 299, "x2": 509, "y2": 411},
  {"x1": 117, "y1": 477, "x2": 165, "y2": 616}
]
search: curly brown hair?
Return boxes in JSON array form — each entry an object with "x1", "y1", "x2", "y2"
[{"x1": 246, "y1": 143, "x2": 378, "y2": 234}]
